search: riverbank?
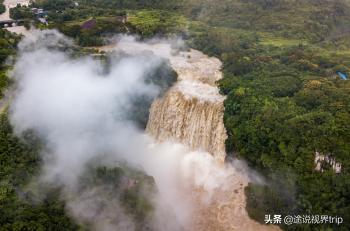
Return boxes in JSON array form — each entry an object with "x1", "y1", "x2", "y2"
[
  {"x1": 96, "y1": 37, "x2": 281, "y2": 231},
  {"x1": 0, "y1": 0, "x2": 31, "y2": 36}
]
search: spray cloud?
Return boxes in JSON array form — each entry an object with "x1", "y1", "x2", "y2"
[{"x1": 9, "y1": 30, "x2": 263, "y2": 231}]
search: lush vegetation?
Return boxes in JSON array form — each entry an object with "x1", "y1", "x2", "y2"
[
  {"x1": 14, "y1": 0, "x2": 186, "y2": 46},
  {"x1": 186, "y1": 0, "x2": 350, "y2": 42},
  {"x1": 57, "y1": 10, "x2": 187, "y2": 46},
  {"x1": 9, "y1": 5, "x2": 33, "y2": 20},
  {"x1": 0, "y1": 19, "x2": 167, "y2": 229},
  {"x1": 2, "y1": 0, "x2": 350, "y2": 230},
  {"x1": 0, "y1": 0, "x2": 5, "y2": 14},
  {"x1": 0, "y1": 28, "x2": 79, "y2": 229},
  {"x1": 0, "y1": 28, "x2": 162, "y2": 229},
  {"x1": 0, "y1": 27, "x2": 20, "y2": 67},
  {"x1": 0, "y1": 112, "x2": 80, "y2": 230},
  {"x1": 0, "y1": 104, "x2": 157, "y2": 230},
  {"x1": 78, "y1": 165, "x2": 156, "y2": 230},
  {"x1": 0, "y1": 30, "x2": 20, "y2": 99},
  {"x1": 186, "y1": 3, "x2": 350, "y2": 230},
  {"x1": 0, "y1": 110, "x2": 156, "y2": 230}
]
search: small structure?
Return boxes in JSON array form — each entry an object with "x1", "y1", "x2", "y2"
[
  {"x1": 31, "y1": 8, "x2": 43, "y2": 14},
  {"x1": 315, "y1": 150, "x2": 342, "y2": 174},
  {"x1": 0, "y1": 19, "x2": 25, "y2": 28},
  {"x1": 31, "y1": 8, "x2": 48, "y2": 25},
  {"x1": 31, "y1": 8, "x2": 47, "y2": 19},
  {"x1": 38, "y1": 17, "x2": 48, "y2": 25},
  {"x1": 81, "y1": 19, "x2": 97, "y2": 30},
  {"x1": 336, "y1": 71, "x2": 348, "y2": 80},
  {"x1": 116, "y1": 14, "x2": 127, "y2": 23}
]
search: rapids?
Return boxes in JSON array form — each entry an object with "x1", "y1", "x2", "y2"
[
  {"x1": 99, "y1": 39, "x2": 227, "y2": 162},
  {"x1": 97, "y1": 37, "x2": 281, "y2": 231}
]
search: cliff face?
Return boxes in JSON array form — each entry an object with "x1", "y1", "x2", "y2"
[
  {"x1": 98, "y1": 37, "x2": 280, "y2": 231},
  {"x1": 146, "y1": 49, "x2": 227, "y2": 162},
  {"x1": 146, "y1": 88, "x2": 226, "y2": 162},
  {"x1": 105, "y1": 38, "x2": 228, "y2": 163},
  {"x1": 140, "y1": 44, "x2": 279, "y2": 231}
]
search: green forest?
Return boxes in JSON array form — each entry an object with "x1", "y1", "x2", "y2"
[
  {"x1": 0, "y1": 0, "x2": 5, "y2": 14},
  {"x1": 1, "y1": 0, "x2": 350, "y2": 230},
  {"x1": 0, "y1": 30, "x2": 19, "y2": 98}
]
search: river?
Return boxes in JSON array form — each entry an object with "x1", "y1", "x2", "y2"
[
  {"x1": 0, "y1": 0, "x2": 32, "y2": 36},
  {"x1": 97, "y1": 37, "x2": 281, "y2": 231},
  {"x1": 0, "y1": 2, "x2": 281, "y2": 227},
  {"x1": 100, "y1": 38, "x2": 227, "y2": 163}
]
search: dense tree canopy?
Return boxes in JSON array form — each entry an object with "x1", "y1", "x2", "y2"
[
  {"x1": 2, "y1": 0, "x2": 350, "y2": 230},
  {"x1": 0, "y1": 30, "x2": 20, "y2": 98},
  {"x1": 189, "y1": 20, "x2": 350, "y2": 230},
  {"x1": 0, "y1": 0, "x2": 5, "y2": 14}
]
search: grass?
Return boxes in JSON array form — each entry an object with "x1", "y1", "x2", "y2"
[
  {"x1": 127, "y1": 10, "x2": 188, "y2": 37},
  {"x1": 259, "y1": 35, "x2": 307, "y2": 47}
]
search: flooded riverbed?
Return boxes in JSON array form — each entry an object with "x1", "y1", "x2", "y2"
[{"x1": 0, "y1": 0, "x2": 31, "y2": 36}]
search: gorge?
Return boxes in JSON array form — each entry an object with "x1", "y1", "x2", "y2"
[
  {"x1": 1, "y1": 1, "x2": 350, "y2": 230},
  {"x1": 0, "y1": 3, "x2": 280, "y2": 228},
  {"x1": 98, "y1": 36, "x2": 281, "y2": 231}
]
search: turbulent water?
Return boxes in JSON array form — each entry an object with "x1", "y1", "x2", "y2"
[
  {"x1": 97, "y1": 37, "x2": 280, "y2": 231},
  {"x1": 146, "y1": 51, "x2": 227, "y2": 163},
  {"x1": 100, "y1": 39, "x2": 227, "y2": 162}
]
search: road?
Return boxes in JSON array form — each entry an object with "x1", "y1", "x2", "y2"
[{"x1": 0, "y1": 0, "x2": 32, "y2": 36}]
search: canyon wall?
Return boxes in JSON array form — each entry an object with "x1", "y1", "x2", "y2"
[
  {"x1": 98, "y1": 37, "x2": 280, "y2": 231},
  {"x1": 145, "y1": 49, "x2": 227, "y2": 163}
]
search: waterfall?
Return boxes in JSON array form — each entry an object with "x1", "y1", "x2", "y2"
[
  {"x1": 97, "y1": 37, "x2": 280, "y2": 231},
  {"x1": 145, "y1": 49, "x2": 227, "y2": 163},
  {"x1": 101, "y1": 38, "x2": 228, "y2": 162},
  {"x1": 146, "y1": 90, "x2": 227, "y2": 162}
]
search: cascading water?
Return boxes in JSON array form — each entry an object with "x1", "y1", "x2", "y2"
[
  {"x1": 98, "y1": 37, "x2": 280, "y2": 231},
  {"x1": 146, "y1": 90, "x2": 226, "y2": 162},
  {"x1": 102, "y1": 39, "x2": 228, "y2": 162},
  {"x1": 145, "y1": 49, "x2": 227, "y2": 163}
]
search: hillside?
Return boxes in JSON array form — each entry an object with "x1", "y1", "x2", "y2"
[
  {"x1": 184, "y1": 1, "x2": 350, "y2": 230},
  {"x1": 0, "y1": 0, "x2": 349, "y2": 230},
  {"x1": 185, "y1": 0, "x2": 350, "y2": 42}
]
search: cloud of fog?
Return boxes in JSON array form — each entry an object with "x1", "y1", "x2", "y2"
[
  {"x1": 10, "y1": 30, "x2": 166, "y2": 230},
  {"x1": 11, "y1": 30, "x2": 161, "y2": 185},
  {"x1": 9, "y1": 30, "x2": 260, "y2": 231}
]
